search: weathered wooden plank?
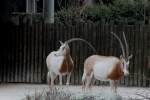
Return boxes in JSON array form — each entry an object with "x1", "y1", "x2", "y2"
[
  {"x1": 26, "y1": 23, "x2": 31, "y2": 83},
  {"x1": 129, "y1": 25, "x2": 134, "y2": 86},
  {"x1": 38, "y1": 22, "x2": 42, "y2": 83},
  {"x1": 129, "y1": 25, "x2": 133, "y2": 86},
  {"x1": 23, "y1": 24, "x2": 27, "y2": 82},
  {"x1": 146, "y1": 26, "x2": 150, "y2": 87},
  {"x1": 7, "y1": 26, "x2": 11, "y2": 82},
  {"x1": 34, "y1": 23, "x2": 38, "y2": 83},
  {"x1": 9, "y1": 26, "x2": 13, "y2": 82},
  {"x1": 41, "y1": 23, "x2": 46, "y2": 83},
  {"x1": 18, "y1": 25, "x2": 22, "y2": 82},
  {"x1": 126, "y1": 25, "x2": 130, "y2": 86},
  {"x1": 141, "y1": 25, "x2": 145, "y2": 86},
  {"x1": 30, "y1": 24, "x2": 35, "y2": 83},
  {"x1": 134, "y1": 25, "x2": 138, "y2": 86},
  {"x1": 137, "y1": 25, "x2": 141, "y2": 87}
]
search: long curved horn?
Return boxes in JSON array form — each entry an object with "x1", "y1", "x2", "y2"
[
  {"x1": 65, "y1": 38, "x2": 96, "y2": 54},
  {"x1": 111, "y1": 32, "x2": 125, "y2": 57},
  {"x1": 59, "y1": 41, "x2": 63, "y2": 45},
  {"x1": 123, "y1": 32, "x2": 129, "y2": 56}
]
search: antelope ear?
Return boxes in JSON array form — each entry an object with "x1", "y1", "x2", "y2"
[
  {"x1": 128, "y1": 54, "x2": 133, "y2": 60},
  {"x1": 59, "y1": 41, "x2": 63, "y2": 45}
]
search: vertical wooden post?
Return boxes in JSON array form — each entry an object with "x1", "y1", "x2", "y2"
[
  {"x1": 43, "y1": 0, "x2": 45, "y2": 17},
  {"x1": 26, "y1": 0, "x2": 37, "y2": 14},
  {"x1": 33, "y1": 0, "x2": 36, "y2": 13},
  {"x1": 148, "y1": 57, "x2": 150, "y2": 69},
  {"x1": 44, "y1": 0, "x2": 54, "y2": 23},
  {"x1": 26, "y1": 0, "x2": 29, "y2": 13}
]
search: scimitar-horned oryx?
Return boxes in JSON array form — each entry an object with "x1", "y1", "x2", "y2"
[
  {"x1": 82, "y1": 32, "x2": 133, "y2": 93},
  {"x1": 46, "y1": 38, "x2": 96, "y2": 86}
]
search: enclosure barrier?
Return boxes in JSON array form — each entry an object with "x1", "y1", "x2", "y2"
[{"x1": 0, "y1": 23, "x2": 150, "y2": 87}]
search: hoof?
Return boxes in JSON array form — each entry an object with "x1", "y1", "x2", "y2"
[{"x1": 66, "y1": 83, "x2": 69, "y2": 86}]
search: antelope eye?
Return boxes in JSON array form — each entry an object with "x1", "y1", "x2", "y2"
[{"x1": 122, "y1": 62, "x2": 125, "y2": 68}]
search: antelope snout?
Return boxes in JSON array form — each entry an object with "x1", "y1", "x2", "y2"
[
  {"x1": 123, "y1": 69, "x2": 129, "y2": 76},
  {"x1": 54, "y1": 51, "x2": 62, "y2": 56}
]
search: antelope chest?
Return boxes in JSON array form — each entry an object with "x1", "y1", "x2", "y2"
[
  {"x1": 47, "y1": 54, "x2": 73, "y2": 75},
  {"x1": 49, "y1": 55, "x2": 65, "y2": 75},
  {"x1": 93, "y1": 61, "x2": 114, "y2": 81}
]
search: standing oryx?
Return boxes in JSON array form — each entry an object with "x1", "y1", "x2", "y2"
[
  {"x1": 82, "y1": 32, "x2": 133, "y2": 93},
  {"x1": 46, "y1": 38, "x2": 96, "y2": 86}
]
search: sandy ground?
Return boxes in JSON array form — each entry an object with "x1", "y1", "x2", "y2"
[{"x1": 0, "y1": 83, "x2": 150, "y2": 100}]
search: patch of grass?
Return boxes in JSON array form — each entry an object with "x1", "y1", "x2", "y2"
[
  {"x1": 23, "y1": 86, "x2": 72, "y2": 100},
  {"x1": 70, "y1": 91, "x2": 122, "y2": 100}
]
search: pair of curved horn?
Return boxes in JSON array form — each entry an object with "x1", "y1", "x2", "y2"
[
  {"x1": 111, "y1": 32, "x2": 129, "y2": 58},
  {"x1": 60, "y1": 38, "x2": 96, "y2": 54}
]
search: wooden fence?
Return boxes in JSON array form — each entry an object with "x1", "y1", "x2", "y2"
[{"x1": 0, "y1": 23, "x2": 150, "y2": 87}]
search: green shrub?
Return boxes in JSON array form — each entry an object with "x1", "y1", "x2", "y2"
[
  {"x1": 111, "y1": 0, "x2": 148, "y2": 24},
  {"x1": 55, "y1": 6, "x2": 84, "y2": 25},
  {"x1": 82, "y1": 5, "x2": 112, "y2": 23},
  {"x1": 55, "y1": 0, "x2": 150, "y2": 25}
]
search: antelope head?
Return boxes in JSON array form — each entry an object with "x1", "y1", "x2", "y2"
[
  {"x1": 111, "y1": 32, "x2": 133, "y2": 76},
  {"x1": 57, "y1": 38, "x2": 96, "y2": 56},
  {"x1": 57, "y1": 41, "x2": 70, "y2": 56}
]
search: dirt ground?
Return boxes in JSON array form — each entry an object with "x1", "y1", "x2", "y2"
[{"x1": 0, "y1": 83, "x2": 150, "y2": 100}]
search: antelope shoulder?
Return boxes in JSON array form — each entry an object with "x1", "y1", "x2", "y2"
[
  {"x1": 93, "y1": 57, "x2": 120, "y2": 80},
  {"x1": 46, "y1": 51, "x2": 64, "y2": 74}
]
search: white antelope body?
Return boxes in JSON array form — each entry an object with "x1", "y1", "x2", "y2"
[
  {"x1": 82, "y1": 32, "x2": 133, "y2": 93},
  {"x1": 46, "y1": 41, "x2": 73, "y2": 86},
  {"x1": 46, "y1": 38, "x2": 96, "y2": 86}
]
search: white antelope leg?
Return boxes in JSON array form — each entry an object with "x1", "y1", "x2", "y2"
[
  {"x1": 47, "y1": 72, "x2": 50, "y2": 85},
  {"x1": 85, "y1": 72, "x2": 93, "y2": 90},
  {"x1": 59, "y1": 75, "x2": 62, "y2": 85},
  {"x1": 66, "y1": 72, "x2": 71, "y2": 85},
  {"x1": 114, "y1": 80, "x2": 118, "y2": 93},
  {"x1": 82, "y1": 72, "x2": 86, "y2": 88},
  {"x1": 110, "y1": 80, "x2": 118, "y2": 93},
  {"x1": 50, "y1": 71, "x2": 57, "y2": 86}
]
